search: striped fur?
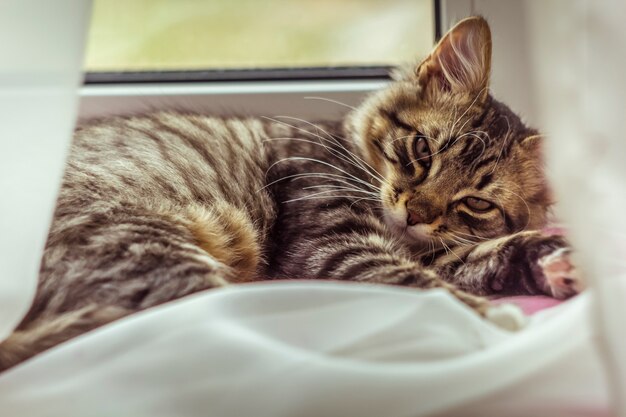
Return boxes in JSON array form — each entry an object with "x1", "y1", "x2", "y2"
[{"x1": 0, "y1": 16, "x2": 579, "y2": 370}]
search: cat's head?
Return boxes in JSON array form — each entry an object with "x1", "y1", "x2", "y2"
[{"x1": 348, "y1": 16, "x2": 552, "y2": 247}]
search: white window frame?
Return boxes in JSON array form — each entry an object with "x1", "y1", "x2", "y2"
[
  {"x1": 78, "y1": 1, "x2": 536, "y2": 124},
  {"x1": 78, "y1": 1, "x2": 439, "y2": 121},
  {"x1": 79, "y1": 79, "x2": 388, "y2": 122}
]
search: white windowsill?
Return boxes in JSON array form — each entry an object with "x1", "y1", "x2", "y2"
[{"x1": 78, "y1": 79, "x2": 388, "y2": 121}]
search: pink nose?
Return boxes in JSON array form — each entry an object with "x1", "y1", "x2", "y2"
[
  {"x1": 407, "y1": 209, "x2": 421, "y2": 226},
  {"x1": 406, "y1": 205, "x2": 442, "y2": 226}
]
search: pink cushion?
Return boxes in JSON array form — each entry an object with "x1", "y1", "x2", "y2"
[{"x1": 491, "y1": 296, "x2": 563, "y2": 315}]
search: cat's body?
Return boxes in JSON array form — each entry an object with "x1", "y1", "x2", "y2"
[{"x1": 0, "y1": 17, "x2": 583, "y2": 370}]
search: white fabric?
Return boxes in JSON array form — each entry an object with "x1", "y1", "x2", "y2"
[
  {"x1": 526, "y1": 0, "x2": 626, "y2": 413},
  {"x1": 0, "y1": 0, "x2": 91, "y2": 340},
  {"x1": 0, "y1": 282, "x2": 609, "y2": 417}
]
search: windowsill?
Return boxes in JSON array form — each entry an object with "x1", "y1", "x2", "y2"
[{"x1": 78, "y1": 79, "x2": 388, "y2": 121}]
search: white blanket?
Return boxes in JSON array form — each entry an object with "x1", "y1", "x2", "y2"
[{"x1": 0, "y1": 282, "x2": 609, "y2": 416}]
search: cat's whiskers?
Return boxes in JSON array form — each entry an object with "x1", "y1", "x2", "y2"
[
  {"x1": 428, "y1": 239, "x2": 436, "y2": 259},
  {"x1": 465, "y1": 129, "x2": 491, "y2": 138},
  {"x1": 303, "y1": 96, "x2": 358, "y2": 111},
  {"x1": 429, "y1": 239, "x2": 439, "y2": 265},
  {"x1": 263, "y1": 134, "x2": 386, "y2": 188},
  {"x1": 435, "y1": 230, "x2": 465, "y2": 247},
  {"x1": 262, "y1": 116, "x2": 353, "y2": 159},
  {"x1": 439, "y1": 237, "x2": 449, "y2": 257},
  {"x1": 283, "y1": 193, "x2": 382, "y2": 204},
  {"x1": 290, "y1": 188, "x2": 380, "y2": 200},
  {"x1": 447, "y1": 105, "x2": 459, "y2": 140},
  {"x1": 405, "y1": 126, "x2": 492, "y2": 167},
  {"x1": 350, "y1": 196, "x2": 383, "y2": 209},
  {"x1": 261, "y1": 114, "x2": 397, "y2": 207},
  {"x1": 452, "y1": 128, "x2": 490, "y2": 148},
  {"x1": 302, "y1": 184, "x2": 379, "y2": 197},
  {"x1": 405, "y1": 133, "x2": 478, "y2": 167},
  {"x1": 265, "y1": 115, "x2": 387, "y2": 184},
  {"x1": 264, "y1": 156, "x2": 381, "y2": 195},
  {"x1": 450, "y1": 86, "x2": 489, "y2": 138},
  {"x1": 454, "y1": 230, "x2": 490, "y2": 242},
  {"x1": 263, "y1": 136, "x2": 385, "y2": 186},
  {"x1": 292, "y1": 172, "x2": 383, "y2": 194},
  {"x1": 404, "y1": 139, "x2": 449, "y2": 167},
  {"x1": 265, "y1": 168, "x2": 385, "y2": 206},
  {"x1": 450, "y1": 238, "x2": 471, "y2": 248},
  {"x1": 439, "y1": 238, "x2": 466, "y2": 265},
  {"x1": 492, "y1": 184, "x2": 532, "y2": 232},
  {"x1": 492, "y1": 193, "x2": 513, "y2": 231},
  {"x1": 447, "y1": 237, "x2": 467, "y2": 248},
  {"x1": 259, "y1": 172, "x2": 381, "y2": 197},
  {"x1": 389, "y1": 133, "x2": 431, "y2": 144},
  {"x1": 506, "y1": 180, "x2": 533, "y2": 197},
  {"x1": 455, "y1": 131, "x2": 487, "y2": 159},
  {"x1": 388, "y1": 133, "x2": 442, "y2": 168},
  {"x1": 448, "y1": 232, "x2": 477, "y2": 246},
  {"x1": 489, "y1": 115, "x2": 512, "y2": 175},
  {"x1": 414, "y1": 239, "x2": 436, "y2": 259}
]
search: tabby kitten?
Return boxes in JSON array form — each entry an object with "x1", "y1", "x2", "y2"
[{"x1": 0, "y1": 17, "x2": 582, "y2": 371}]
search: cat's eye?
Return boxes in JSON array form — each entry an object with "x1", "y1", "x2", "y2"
[
  {"x1": 463, "y1": 197, "x2": 494, "y2": 212},
  {"x1": 412, "y1": 135, "x2": 431, "y2": 168}
]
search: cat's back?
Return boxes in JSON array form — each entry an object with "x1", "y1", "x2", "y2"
[
  {"x1": 7, "y1": 113, "x2": 285, "y2": 346},
  {"x1": 42, "y1": 112, "x2": 280, "y2": 290},
  {"x1": 64, "y1": 112, "x2": 273, "y2": 208},
  {"x1": 30, "y1": 112, "x2": 279, "y2": 317}
]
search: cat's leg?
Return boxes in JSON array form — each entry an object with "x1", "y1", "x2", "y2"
[
  {"x1": 431, "y1": 231, "x2": 584, "y2": 298},
  {"x1": 0, "y1": 201, "x2": 263, "y2": 371},
  {"x1": 313, "y1": 235, "x2": 525, "y2": 329},
  {"x1": 0, "y1": 304, "x2": 129, "y2": 371},
  {"x1": 38, "y1": 201, "x2": 262, "y2": 312},
  {"x1": 274, "y1": 206, "x2": 525, "y2": 330}
]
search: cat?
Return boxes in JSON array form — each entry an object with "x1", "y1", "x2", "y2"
[{"x1": 0, "y1": 16, "x2": 582, "y2": 371}]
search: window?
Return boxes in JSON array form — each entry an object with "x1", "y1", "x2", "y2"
[{"x1": 84, "y1": 0, "x2": 437, "y2": 82}]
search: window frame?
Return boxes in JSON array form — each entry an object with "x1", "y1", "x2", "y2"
[
  {"x1": 80, "y1": 0, "x2": 508, "y2": 123},
  {"x1": 83, "y1": 0, "x2": 442, "y2": 85}
]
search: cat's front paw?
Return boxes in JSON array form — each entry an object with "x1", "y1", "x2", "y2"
[
  {"x1": 523, "y1": 233, "x2": 586, "y2": 299},
  {"x1": 484, "y1": 232, "x2": 585, "y2": 299},
  {"x1": 538, "y1": 247, "x2": 584, "y2": 299}
]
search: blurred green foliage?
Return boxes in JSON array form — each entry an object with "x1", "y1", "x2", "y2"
[{"x1": 85, "y1": 0, "x2": 434, "y2": 71}]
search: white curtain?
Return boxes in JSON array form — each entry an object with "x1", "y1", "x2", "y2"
[
  {"x1": 0, "y1": 1, "x2": 624, "y2": 416},
  {"x1": 526, "y1": 0, "x2": 626, "y2": 414},
  {"x1": 0, "y1": 0, "x2": 92, "y2": 340}
]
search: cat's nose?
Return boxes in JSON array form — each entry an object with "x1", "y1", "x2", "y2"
[
  {"x1": 407, "y1": 209, "x2": 421, "y2": 226},
  {"x1": 406, "y1": 203, "x2": 442, "y2": 226}
]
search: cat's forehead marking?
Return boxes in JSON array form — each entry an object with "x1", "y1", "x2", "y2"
[
  {"x1": 429, "y1": 157, "x2": 443, "y2": 178},
  {"x1": 381, "y1": 108, "x2": 414, "y2": 132},
  {"x1": 476, "y1": 172, "x2": 494, "y2": 190}
]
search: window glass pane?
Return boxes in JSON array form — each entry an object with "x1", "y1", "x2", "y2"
[{"x1": 84, "y1": 0, "x2": 435, "y2": 71}]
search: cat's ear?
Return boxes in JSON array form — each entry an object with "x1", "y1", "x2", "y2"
[{"x1": 416, "y1": 16, "x2": 492, "y2": 100}]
